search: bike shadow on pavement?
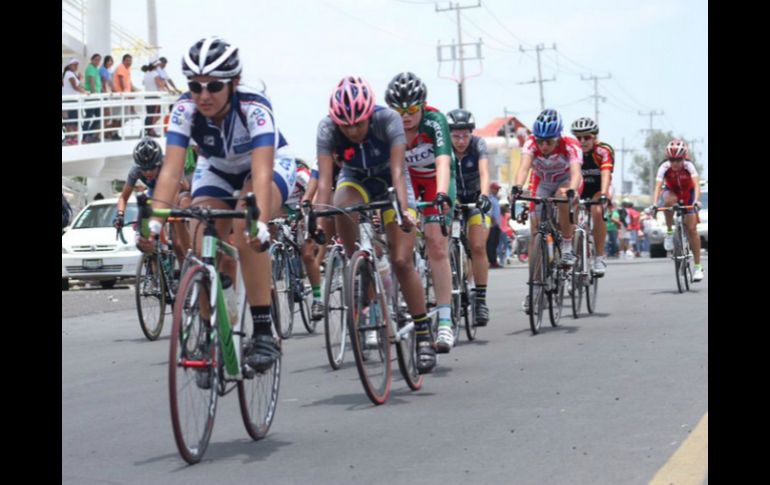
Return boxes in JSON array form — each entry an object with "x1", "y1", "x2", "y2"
[
  {"x1": 649, "y1": 289, "x2": 703, "y2": 295},
  {"x1": 114, "y1": 335, "x2": 171, "y2": 344},
  {"x1": 506, "y1": 324, "x2": 581, "y2": 337}
]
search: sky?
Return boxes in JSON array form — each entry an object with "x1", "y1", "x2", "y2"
[{"x1": 107, "y1": 0, "x2": 708, "y2": 194}]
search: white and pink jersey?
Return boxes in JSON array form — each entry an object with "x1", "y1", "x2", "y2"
[{"x1": 522, "y1": 135, "x2": 583, "y2": 184}]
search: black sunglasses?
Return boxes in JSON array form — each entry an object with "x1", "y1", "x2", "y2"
[{"x1": 188, "y1": 79, "x2": 232, "y2": 94}]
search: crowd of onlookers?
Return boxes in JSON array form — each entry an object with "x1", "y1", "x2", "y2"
[{"x1": 62, "y1": 54, "x2": 181, "y2": 145}]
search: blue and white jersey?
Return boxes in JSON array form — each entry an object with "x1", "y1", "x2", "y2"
[{"x1": 166, "y1": 85, "x2": 290, "y2": 173}]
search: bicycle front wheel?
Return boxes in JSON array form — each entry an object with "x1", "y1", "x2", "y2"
[
  {"x1": 548, "y1": 249, "x2": 566, "y2": 327},
  {"x1": 136, "y1": 252, "x2": 166, "y2": 340},
  {"x1": 239, "y1": 286, "x2": 282, "y2": 440},
  {"x1": 449, "y1": 241, "x2": 463, "y2": 345},
  {"x1": 323, "y1": 247, "x2": 347, "y2": 370},
  {"x1": 168, "y1": 264, "x2": 217, "y2": 464},
  {"x1": 529, "y1": 234, "x2": 547, "y2": 335},
  {"x1": 391, "y1": 274, "x2": 424, "y2": 391},
  {"x1": 673, "y1": 227, "x2": 685, "y2": 293},
  {"x1": 347, "y1": 250, "x2": 392, "y2": 405}
]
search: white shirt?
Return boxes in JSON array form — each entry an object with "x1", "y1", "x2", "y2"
[
  {"x1": 143, "y1": 70, "x2": 161, "y2": 92},
  {"x1": 62, "y1": 70, "x2": 80, "y2": 95}
]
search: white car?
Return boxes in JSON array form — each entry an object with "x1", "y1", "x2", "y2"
[{"x1": 62, "y1": 197, "x2": 142, "y2": 290}]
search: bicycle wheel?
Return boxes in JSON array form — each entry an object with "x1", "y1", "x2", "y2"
[
  {"x1": 571, "y1": 232, "x2": 584, "y2": 319},
  {"x1": 239, "y1": 286, "x2": 281, "y2": 440},
  {"x1": 271, "y1": 245, "x2": 294, "y2": 338},
  {"x1": 346, "y1": 250, "x2": 392, "y2": 405},
  {"x1": 529, "y1": 234, "x2": 548, "y2": 335},
  {"x1": 673, "y1": 226, "x2": 684, "y2": 293},
  {"x1": 682, "y1": 234, "x2": 692, "y2": 292},
  {"x1": 586, "y1": 268, "x2": 599, "y2": 314},
  {"x1": 449, "y1": 242, "x2": 463, "y2": 344},
  {"x1": 290, "y1": 252, "x2": 315, "y2": 334},
  {"x1": 548, "y1": 245, "x2": 565, "y2": 327},
  {"x1": 323, "y1": 246, "x2": 347, "y2": 370},
  {"x1": 391, "y1": 274, "x2": 424, "y2": 391},
  {"x1": 136, "y1": 252, "x2": 166, "y2": 340},
  {"x1": 168, "y1": 264, "x2": 217, "y2": 464}
]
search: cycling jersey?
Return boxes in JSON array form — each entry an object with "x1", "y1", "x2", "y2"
[
  {"x1": 285, "y1": 165, "x2": 311, "y2": 208},
  {"x1": 521, "y1": 134, "x2": 583, "y2": 183},
  {"x1": 657, "y1": 160, "x2": 698, "y2": 195},
  {"x1": 316, "y1": 106, "x2": 414, "y2": 206},
  {"x1": 405, "y1": 106, "x2": 454, "y2": 218},
  {"x1": 166, "y1": 85, "x2": 296, "y2": 207},
  {"x1": 454, "y1": 136, "x2": 488, "y2": 203},
  {"x1": 125, "y1": 166, "x2": 157, "y2": 196},
  {"x1": 581, "y1": 141, "x2": 614, "y2": 198}
]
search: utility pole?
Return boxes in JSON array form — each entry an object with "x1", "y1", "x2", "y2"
[
  {"x1": 581, "y1": 73, "x2": 611, "y2": 124},
  {"x1": 639, "y1": 110, "x2": 664, "y2": 196},
  {"x1": 435, "y1": 1, "x2": 482, "y2": 108},
  {"x1": 684, "y1": 137, "x2": 704, "y2": 161},
  {"x1": 616, "y1": 137, "x2": 636, "y2": 196},
  {"x1": 518, "y1": 44, "x2": 556, "y2": 110}
]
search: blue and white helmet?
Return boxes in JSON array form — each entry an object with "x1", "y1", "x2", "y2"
[
  {"x1": 182, "y1": 36, "x2": 241, "y2": 78},
  {"x1": 532, "y1": 109, "x2": 563, "y2": 138}
]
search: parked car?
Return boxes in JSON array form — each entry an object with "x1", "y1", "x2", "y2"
[{"x1": 62, "y1": 197, "x2": 141, "y2": 290}]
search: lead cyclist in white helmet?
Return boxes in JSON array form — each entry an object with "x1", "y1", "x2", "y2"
[{"x1": 143, "y1": 36, "x2": 296, "y2": 372}]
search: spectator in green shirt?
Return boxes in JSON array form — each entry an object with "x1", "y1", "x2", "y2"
[{"x1": 83, "y1": 53, "x2": 102, "y2": 143}]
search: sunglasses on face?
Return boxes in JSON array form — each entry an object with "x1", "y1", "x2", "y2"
[
  {"x1": 535, "y1": 138, "x2": 558, "y2": 146},
  {"x1": 393, "y1": 104, "x2": 422, "y2": 115},
  {"x1": 188, "y1": 78, "x2": 232, "y2": 94}
]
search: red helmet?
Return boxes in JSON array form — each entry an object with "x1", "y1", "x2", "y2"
[{"x1": 665, "y1": 139, "x2": 689, "y2": 160}]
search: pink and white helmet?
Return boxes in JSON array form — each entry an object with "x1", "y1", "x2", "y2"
[
  {"x1": 665, "y1": 139, "x2": 689, "y2": 160},
  {"x1": 329, "y1": 76, "x2": 375, "y2": 126}
]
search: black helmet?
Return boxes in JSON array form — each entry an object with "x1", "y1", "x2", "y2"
[
  {"x1": 133, "y1": 137, "x2": 163, "y2": 170},
  {"x1": 182, "y1": 36, "x2": 241, "y2": 78},
  {"x1": 446, "y1": 109, "x2": 476, "y2": 130},
  {"x1": 385, "y1": 72, "x2": 427, "y2": 109}
]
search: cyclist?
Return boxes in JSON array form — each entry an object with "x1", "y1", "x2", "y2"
[
  {"x1": 510, "y1": 109, "x2": 583, "y2": 313},
  {"x1": 114, "y1": 137, "x2": 191, "y2": 264},
  {"x1": 385, "y1": 72, "x2": 455, "y2": 353},
  {"x1": 141, "y1": 36, "x2": 297, "y2": 372},
  {"x1": 446, "y1": 108, "x2": 492, "y2": 326},
  {"x1": 651, "y1": 139, "x2": 704, "y2": 282},
  {"x1": 313, "y1": 75, "x2": 436, "y2": 373},
  {"x1": 570, "y1": 117, "x2": 614, "y2": 276}
]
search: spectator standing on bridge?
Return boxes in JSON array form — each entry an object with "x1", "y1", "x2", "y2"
[
  {"x1": 113, "y1": 54, "x2": 138, "y2": 138},
  {"x1": 83, "y1": 53, "x2": 102, "y2": 143},
  {"x1": 100, "y1": 55, "x2": 117, "y2": 139},
  {"x1": 62, "y1": 58, "x2": 87, "y2": 145},
  {"x1": 142, "y1": 60, "x2": 165, "y2": 137},
  {"x1": 156, "y1": 57, "x2": 182, "y2": 95}
]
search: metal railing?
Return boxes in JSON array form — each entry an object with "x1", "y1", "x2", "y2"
[{"x1": 62, "y1": 92, "x2": 179, "y2": 145}]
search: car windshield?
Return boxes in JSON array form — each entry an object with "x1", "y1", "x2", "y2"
[{"x1": 72, "y1": 203, "x2": 138, "y2": 229}]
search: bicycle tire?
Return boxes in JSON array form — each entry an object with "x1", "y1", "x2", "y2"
[
  {"x1": 529, "y1": 234, "x2": 547, "y2": 334},
  {"x1": 323, "y1": 246, "x2": 347, "y2": 370},
  {"x1": 136, "y1": 252, "x2": 166, "y2": 340}
]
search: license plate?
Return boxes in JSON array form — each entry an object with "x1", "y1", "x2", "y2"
[
  {"x1": 451, "y1": 221, "x2": 461, "y2": 238},
  {"x1": 83, "y1": 259, "x2": 103, "y2": 269}
]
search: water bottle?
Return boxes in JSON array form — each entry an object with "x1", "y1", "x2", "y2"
[
  {"x1": 546, "y1": 233, "x2": 554, "y2": 264},
  {"x1": 377, "y1": 254, "x2": 394, "y2": 302}
]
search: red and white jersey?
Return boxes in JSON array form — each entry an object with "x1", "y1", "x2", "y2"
[
  {"x1": 285, "y1": 165, "x2": 311, "y2": 207},
  {"x1": 522, "y1": 135, "x2": 583, "y2": 184},
  {"x1": 656, "y1": 160, "x2": 698, "y2": 194}
]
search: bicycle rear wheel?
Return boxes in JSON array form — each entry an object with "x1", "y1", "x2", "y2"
[
  {"x1": 271, "y1": 245, "x2": 294, "y2": 338},
  {"x1": 239, "y1": 286, "x2": 282, "y2": 440},
  {"x1": 168, "y1": 264, "x2": 217, "y2": 464},
  {"x1": 683, "y1": 236, "x2": 692, "y2": 292},
  {"x1": 323, "y1": 246, "x2": 347, "y2": 370},
  {"x1": 347, "y1": 250, "x2": 392, "y2": 405},
  {"x1": 571, "y1": 232, "x2": 584, "y2": 319},
  {"x1": 548, "y1": 246, "x2": 565, "y2": 327},
  {"x1": 136, "y1": 252, "x2": 166, "y2": 340},
  {"x1": 449, "y1": 241, "x2": 463, "y2": 345},
  {"x1": 529, "y1": 234, "x2": 547, "y2": 335}
]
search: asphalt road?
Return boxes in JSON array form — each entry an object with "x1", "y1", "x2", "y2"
[{"x1": 62, "y1": 256, "x2": 707, "y2": 484}]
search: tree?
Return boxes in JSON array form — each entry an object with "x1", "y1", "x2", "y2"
[{"x1": 631, "y1": 131, "x2": 704, "y2": 194}]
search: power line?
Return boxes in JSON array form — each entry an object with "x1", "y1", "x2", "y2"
[
  {"x1": 581, "y1": 73, "x2": 612, "y2": 124},
  {"x1": 481, "y1": 2, "x2": 533, "y2": 48}
]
